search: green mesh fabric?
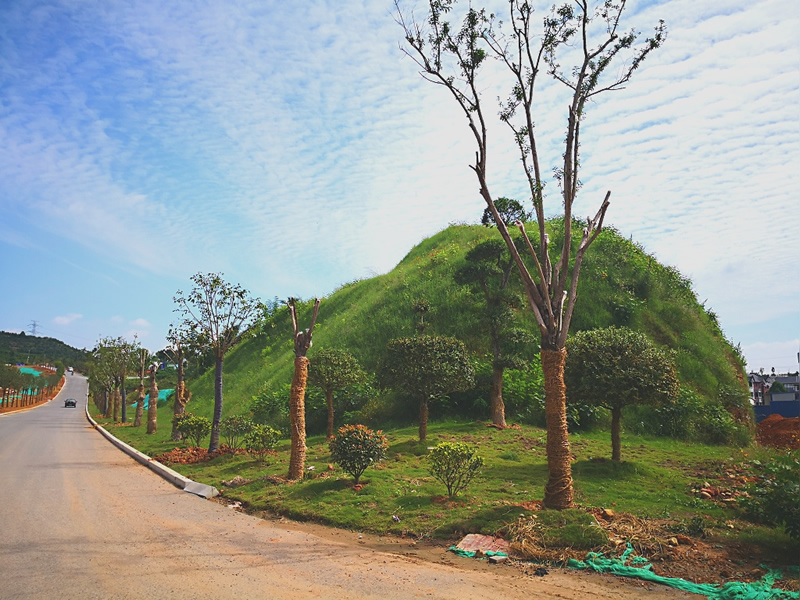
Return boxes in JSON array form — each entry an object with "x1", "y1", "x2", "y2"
[{"x1": 568, "y1": 544, "x2": 799, "y2": 600}]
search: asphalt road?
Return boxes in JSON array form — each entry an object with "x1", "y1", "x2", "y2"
[{"x1": 0, "y1": 375, "x2": 688, "y2": 600}]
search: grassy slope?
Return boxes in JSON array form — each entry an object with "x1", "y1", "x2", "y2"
[{"x1": 181, "y1": 222, "x2": 745, "y2": 426}]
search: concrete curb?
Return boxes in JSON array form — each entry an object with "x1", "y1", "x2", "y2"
[{"x1": 85, "y1": 402, "x2": 219, "y2": 499}]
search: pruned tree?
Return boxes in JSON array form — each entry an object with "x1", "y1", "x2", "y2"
[
  {"x1": 133, "y1": 348, "x2": 150, "y2": 427},
  {"x1": 397, "y1": 0, "x2": 665, "y2": 508},
  {"x1": 146, "y1": 360, "x2": 159, "y2": 434},
  {"x1": 165, "y1": 323, "x2": 195, "y2": 441},
  {"x1": 380, "y1": 335, "x2": 475, "y2": 441},
  {"x1": 308, "y1": 348, "x2": 368, "y2": 439},
  {"x1": 565, "y1": 326, "x2": 679, "y2": 460},
  {"x1": 287, "y1": 297, "x2": 321, "y2": 480},
  {"x1": 455, "y1": 237, "x2": 536, "y2": 427},
  {"x1": 174, "y1": 273, "x2": 259, "y2": 452}
]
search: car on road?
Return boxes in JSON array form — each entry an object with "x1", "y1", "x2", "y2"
[{"x1": 64, "y1": 398, "x2": 77, "y2": 408}]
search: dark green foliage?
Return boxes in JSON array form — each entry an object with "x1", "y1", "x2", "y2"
[
  {"x1": 328, "y1": 424, "x2": 388, "y2": 484},
  {"x1": 250, "y1": 387, "x2": 289, "y2": 430},
  {"x1": 480, "y1": 197, "x2": 530, "y2": 227},
  {"x1": 0, "y1": 331, "x2": 90, "y2": 371},
  {"x1": 220, "y1": 415, "x2": 254, "y2": 451},
  {"x1": 566, "y1": 327, "x2": 679, "y2": 460},
  {"x1": 428, "y1": 441, "x2": 484, "y2": 498},
  {"x1": 173, "y1": 413, "x2": 212, "y2": 447},
  {"x1": 244, "y1": 424, "x2": 280, "y2": 463},
  {"x1": 627, "y1": 386, "x2": 752, "y2": 446},
  {"x1": 741, "y1": 451, "x2": 800, "y2": 541},
  {"x1": 380, "y1": 336, "x2": 475, "y2": 402},
  {"x1": 309, "y1": 348, "x2": 367, "y2": 392}
]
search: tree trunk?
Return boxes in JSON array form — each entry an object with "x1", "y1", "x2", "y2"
[
  {"x1": 325, "y1": 388, "x2": 335, "y2": 440},
  {"x1": 112, "y1": 386, "x2": 120, "y2": 422},
  {"x1": 103, "y1": 390, "x2": 110, "y2": 418},
  {"x1": 134, "y1": 384, "x2": 144, "y2": 427},
  {"x1": 171, "y1": 360, "x2": 187, "y2": 442},
  {"x1": 418, "y1": 397, "x2": 429, "y2": 441},
  {"x1": 611, "y1": 405, "x2": 622, "y2": 462},
  {"x1": 208, "y1": 356, "x2": 224, "y2": 452},
  {"x1": 146, "y1": 373, "x2": 158, "y2": 434},
  {"x1": 490, "y1": 363, "x2": 507, "y2": 427},
  {"x1": 541, "y1": 348, "x2": 574, "y2": 509},
  {"x1": 288, "y1": 356, "x2": 309, "y2": 480},
  {"x1": 121, "y1": 386, "x2": 128, "y2": 423}
]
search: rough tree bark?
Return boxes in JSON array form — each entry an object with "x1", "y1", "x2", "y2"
[
  {"x1": 287, "y1": 298, "x2": 321, "y2": 481},
  {"x1": 147, "y1": 367, "x2": 158, "y2": 435}
]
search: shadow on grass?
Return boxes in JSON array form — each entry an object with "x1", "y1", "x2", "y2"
[
  {"x1": 434, "y1": 504, "x2": 534, "y2": 537},
  {"x1": 572, "y1": 458, "x2": 655, "y2": 481}
]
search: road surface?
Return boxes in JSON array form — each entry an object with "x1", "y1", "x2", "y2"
[{"x1": 0, "y1": 374, "x2": 689, "y2": 599}]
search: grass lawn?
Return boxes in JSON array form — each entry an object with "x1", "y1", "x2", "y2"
[{"x1": 92, "y1": 409, "x2": 796, "y2": 560}]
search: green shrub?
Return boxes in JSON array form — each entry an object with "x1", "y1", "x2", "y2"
[
  {"x1": 173, "y1": 413, "x2": 211, "y2": 447},
  {"x1": 428, "y1": 441, "x2": 483, "y2": 498},
  {"x1": 328, "y1": 424, "x2": 388, "y2": 484},
  {"x1": 740, "y1": 451, "x2": 800, "y2": 541},
  {"x1": 244, "y1": 424, "x2": 280, "y2": 464},
  {"x1": 220, "y1": 415, "x2": 254, "y2": 451}
]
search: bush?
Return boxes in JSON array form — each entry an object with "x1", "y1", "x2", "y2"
[
  {"x1": 244, "y1": 424, "x2": 280, "y2": 464},
  {"x1": 328, "y1": 424, "x2": 388, "y2": 484},
  {"x1": 220, "y1": 415, "x2": 254, "y2": 451},
  {"x1": 740, "y1": 451, "x2": 800, "y2": 541},
  {"x1": 173, "y1": 413, "x2": 211, "y2": 447},
  {"x1": 428, "y1": 441, "x2": 483, "y2": 498}
]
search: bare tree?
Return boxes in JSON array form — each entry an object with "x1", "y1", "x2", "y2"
[
  {"x1": 287, "y1": 297, "x2": 320, "y2": 480},
  {"x1": 174, "y1": 273, "x2": 259, "y2": 453},
  {"x1": 397, "y1": 0, "x2": 665, "y2": 508}
]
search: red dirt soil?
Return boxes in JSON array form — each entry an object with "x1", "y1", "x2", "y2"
[{"x1": 756, "y1": 414, "x2": 800, "y2": 450}]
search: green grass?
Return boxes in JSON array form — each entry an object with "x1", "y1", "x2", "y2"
[{"x1": 93, "y1": 411, "x2": 796, "y2": 564}]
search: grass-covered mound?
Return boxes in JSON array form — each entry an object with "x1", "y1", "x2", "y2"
[{"x1": 166, "y1": 221, "x2": 748, "y2": 442}]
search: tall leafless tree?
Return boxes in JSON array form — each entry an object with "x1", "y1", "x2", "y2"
[
  {"x1": 397, "y1": 0, "x2": 665, "y2": 508},
  {"x1": 287, "y1": 297, "x2": 320, "y2": 480}
]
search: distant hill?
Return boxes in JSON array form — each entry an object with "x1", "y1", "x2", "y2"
[
  {"x1": 0, "y1": 331, "x2": 90, "y2": 370},
  {"x1": 184, "y1": 222, "x2": 747, "y2": 429}
]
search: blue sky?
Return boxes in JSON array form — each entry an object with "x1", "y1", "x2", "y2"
[{"x1": 1, "y1": 0, "x2": 798, "y2": 373}]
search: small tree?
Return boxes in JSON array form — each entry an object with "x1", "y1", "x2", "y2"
[
  {"x1": 428, "y1": 441, "x2": 484, "y2": 498},
  {"x1": 455, "y1": 238, "x2": 536, "y2": 427},
  {"x1": 565, "y1": 327, "x2": 679, "y2": 461},
  {"x1": 308, "y1": 348, "x2": 368, "y2": 439},
  {"x1": 380, "y1": 335, "x2": 475, "y2": 441},
  {"x1": 481, "y1": 197, "x2": 530, "y2": 227},
  {"x1": 174, "y1": 273, "x2": 259, "y2": 452},
  {"x1": 329, "y1": 424, "x2": 388, "y2": 485},
  {"x1": 287, "y1": 297, "x2": 321, "y2": 480},
  {"x1": 165, "y1": 323, "x2": 195, "y2": 441}
]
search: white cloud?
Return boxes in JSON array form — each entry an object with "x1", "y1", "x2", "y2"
[{"x1": 53, "y1": 313, "x2": 83, "y2": 326}]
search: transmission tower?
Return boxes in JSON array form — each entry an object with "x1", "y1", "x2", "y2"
[{"x1": 28, "y1": 320, "x2": 40, "y2": 336}]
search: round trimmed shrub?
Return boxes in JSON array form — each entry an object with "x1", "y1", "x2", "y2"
[
  {"x1": 329, "y1": 424, "x2": 388, "y2": 484},
  {"x1": 428, "y1": 441, "x2": 483, "y2": 498}
]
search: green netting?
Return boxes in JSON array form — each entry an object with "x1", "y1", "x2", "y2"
[
  {"x1": 568, "y1": 544, "x2": 799, "y2": 600},
  {"x1": 448, "y1": 546, "x2": 508, "y2": 559}
]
